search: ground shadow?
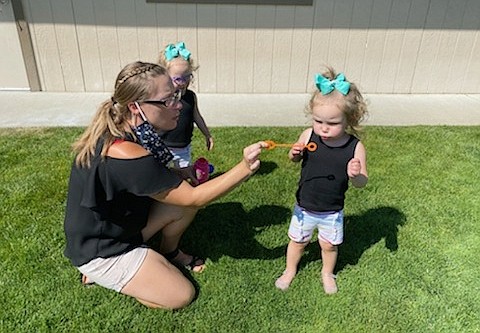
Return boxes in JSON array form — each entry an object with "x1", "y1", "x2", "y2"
[
  {"x1": 256, "y1": 160, "x2": 278, "y2": 175},
  {"x1": 180, "y1": 202, "x2": 290, "y2": 262},
  {"x1": 209, "y1": 160, "x2": 278, "y2": 178},
  {"x1": 298, "y1": 206, "x2": 406, "y2": 273}
]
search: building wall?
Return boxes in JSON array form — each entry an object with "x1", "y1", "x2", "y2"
[{"x1": 21, "y1": 0, "x2": 480, "y2": 93}]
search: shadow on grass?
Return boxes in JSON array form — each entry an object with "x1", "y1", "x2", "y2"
[
  {"x1": 182, "y1": 202, "x2": 290, "y2": 261},
  {"x1": 299, "y1": 206, "x2": 406, "y2": 273},
  {"x1": 209, "y1": 161, "x2": 279, "y2": 179}
]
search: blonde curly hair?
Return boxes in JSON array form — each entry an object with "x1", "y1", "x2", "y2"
[{"x1": 307, "y1": 66, "x2": 368, "y2": 137}]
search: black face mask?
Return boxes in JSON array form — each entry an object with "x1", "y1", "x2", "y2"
[{"x1": 133, "y1": 106, "x2": 173, "y2": 166}]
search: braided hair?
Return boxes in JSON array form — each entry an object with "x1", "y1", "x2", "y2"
[{"x1": 73, "y1": 62, "x2": 168, "y2": 168}]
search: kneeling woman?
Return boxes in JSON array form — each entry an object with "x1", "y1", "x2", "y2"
[{"x1": 63, "y1": 61, "x2": 266, "y2": 310}]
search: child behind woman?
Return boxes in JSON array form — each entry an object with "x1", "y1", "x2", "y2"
[
  {"x1": 275, "y1": 67, "x2": 368, "y2": 294},
  {"x1": 157, "y1": 42, "x2": 213, "y2": 169}
]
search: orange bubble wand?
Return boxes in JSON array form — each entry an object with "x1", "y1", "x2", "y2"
[{"x1": 264, "y1": 140, "x2": 317, "y2": 152}]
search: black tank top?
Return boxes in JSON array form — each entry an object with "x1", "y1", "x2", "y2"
[
  {"x1": 296, "y1": 132, "x2": 359, "y2": 212},
  {"x1": 159, "y1": 89, "x2": 195, "y2": 148}
]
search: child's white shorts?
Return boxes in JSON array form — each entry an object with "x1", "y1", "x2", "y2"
[
  {"x1": 169, "y1": 144, "x2": 192, "y2": 168},
  {"x1": 288, "y1": 204, "x2": 344, "y2": 245}
]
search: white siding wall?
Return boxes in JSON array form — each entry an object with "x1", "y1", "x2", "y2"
[{"x1": 21, "y1": 0, "x2": 480, "y2": 93}]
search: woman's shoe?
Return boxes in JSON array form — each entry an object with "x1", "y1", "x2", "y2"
[{"x1": 164, "y1": 248, "x2": 205, "y2": 273}]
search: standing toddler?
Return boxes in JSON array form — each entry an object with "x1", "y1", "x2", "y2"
[
  {"x1": 157, "y1": 42, "x2": 213, "y2": 169},
  {"x1": 275, "y1": 67, "x2": 368, "y2": 294}
]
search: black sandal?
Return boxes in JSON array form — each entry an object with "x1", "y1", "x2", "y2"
[{"x1": 164, "y1": 248, "x2": 205, "y2": 272}]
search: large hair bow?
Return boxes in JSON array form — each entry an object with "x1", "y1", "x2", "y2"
[
  {"x1": 165, "y1": 42, "x2": 191, "y2": 61},
  {"x1": 315, "y1": 73, "x2": 350, "y2": 95}
]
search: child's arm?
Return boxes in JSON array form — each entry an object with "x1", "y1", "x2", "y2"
[
  {"x1": 192, "y1": 92, "x2": 214, "y2": 151},
  {"x1": 289, "y1": 128, "x2": 311, "y2": 163},
  {"x1": 348, "y1": 141, "x2": 368, "y2": 188}
]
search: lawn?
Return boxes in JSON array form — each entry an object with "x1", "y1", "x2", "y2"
[{"x1": 0, "y1": 126, "x2": 479, "y2": 333}]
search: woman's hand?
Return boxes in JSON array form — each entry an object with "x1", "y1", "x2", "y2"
[{"x1": 243, "y1": 141, "x2": 268, "y2": 172}]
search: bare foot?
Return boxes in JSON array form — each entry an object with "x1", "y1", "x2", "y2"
[
  {"x1": 321, "y1": 272, "x2": 338, "y2": 294},
  {"x1": 275, "y1": 271, "x2": 295, "y2": 291}
]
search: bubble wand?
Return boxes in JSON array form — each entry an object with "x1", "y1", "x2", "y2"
[{"x1": 264, "y1": 140, "x2": 317, "y2": 152}]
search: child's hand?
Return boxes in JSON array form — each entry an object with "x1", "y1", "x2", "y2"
[
  {"x1": 289, "y1": 142, "x2": 304, "y2": 161},
  {"x1": 206, "y1": 137, "x2": 214, "y2": 151},
  {"x1": 347, "y1": 158, "x2": 361, "y2": 178}
]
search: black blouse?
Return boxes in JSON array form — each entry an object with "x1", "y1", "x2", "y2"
[{"x1": 63, "y1": 140, "x2": 182, "y2": 266}]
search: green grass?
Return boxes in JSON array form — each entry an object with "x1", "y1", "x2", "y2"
[{"x1": 1, "y1": 126, "x2": 479, "y2": 333}]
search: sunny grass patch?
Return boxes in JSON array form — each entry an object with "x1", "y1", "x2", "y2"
[{"x1": 0, "y1": 126, "x2": 479, "y2": 332}]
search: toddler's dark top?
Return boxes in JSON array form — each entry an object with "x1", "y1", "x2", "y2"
[
  {"x1": 296, "y1": 132, "x2": 359, "y2": 212},
  {"x1": 63, "y1": 137, "x2": 182, "y2": 266},
  {"x1": 159, "y1": 89, "x2": 195, "y2": 148}
]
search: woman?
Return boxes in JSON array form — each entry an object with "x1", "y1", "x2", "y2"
[{"x1": 63, "y1": 61, "x2": 265, "y2": 309}]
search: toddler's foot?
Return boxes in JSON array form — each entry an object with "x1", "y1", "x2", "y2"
[
  {"x1": 321, "y1": 272, "x2": 338, "y2": 294},
  {"x1": 275, "y1": 271, "x2": 295, "y2": 291}
]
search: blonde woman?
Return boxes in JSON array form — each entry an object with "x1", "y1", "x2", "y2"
[{"x1": 63, "y1": 61, "x2": 265, "y2": 309}]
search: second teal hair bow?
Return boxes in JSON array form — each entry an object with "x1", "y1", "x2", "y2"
[
  {"x1": 165, "y1": 42, "x2": 191, "y2": 61},
  {"x1": 315, "y1": 73, "x2": 350, "y2": 95}
]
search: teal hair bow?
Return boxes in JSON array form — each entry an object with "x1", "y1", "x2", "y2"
[
  {"x1": 165, "y1": 42, "x2": 191, "y2": 61},
  {"x1": 315, "y1": 73, "x2": 350, "y2": 95}
]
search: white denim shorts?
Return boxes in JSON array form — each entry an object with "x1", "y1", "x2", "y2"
[
  {"x1": 77, "y1": 246, "x2": 148, "y2": 292},
  {"x1": 169, "y1": 144, "x2": 192, "y2": 168},
  {"x1": 288, "y1": 204, "x2": 344, "y2": 245}
]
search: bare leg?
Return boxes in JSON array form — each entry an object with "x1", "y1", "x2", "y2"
[
  {"x1": 142, "y1": 202, "x2": 204, "y2": 272},
  {"x1": 319, "y1": 239, "x2": 338, "y2": 294},
  {"x1": 275, "y1": 240, "x2": 308, "y2": 290},
  {"x1": 121, "y1": 249, "x2": 195, "y2": 309}
]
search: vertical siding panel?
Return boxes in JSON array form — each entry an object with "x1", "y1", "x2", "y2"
[
  {"x1": 177, "y1": 4, "x2": 197, "y2": 53},
  {"x1": 308, "y1": 0, "x2": 334, "y2": 85},
  {"x1": 288, "y1": 6, "x2": 314, "y2": 93},
  {"x1": 23, "y1": 1, "x2": 44, "y2": 90},
  {"x1": 462, "y1": 1, "x2": 480, "y2": 92},
  {"x1": 115, "y1": 0, "x2": 139, "y2": 66},
  {"x1": 93, "y1": 0, "x2": 121, "y2": 91},
  {"x1": 433, "y1": 0, "x2": 467, "y2": 93},
  {"x1": 344, "y1": 0, "x2": 372, "y2": 88},
  {"x1": 445, "y1": 0, "x2": 475, "y2": 93},
  {"x1": 72, "y1": 0, "x2": 103, "y2": 92},
  {"x1": 328, "y1": 0, "x2": 354, "y2": 71},
  {"x1": 136, "y1": 0, "x2": 159, "y2": 63},
  {"x1": 253, "y1": 6, "x2": 275, "y2": 93},
  {"x1": 216, "y1": 5, "x2": 236, "y2": 93},
  {"x1": 50, "y1": 0, "x2": 84, "y2": 91},
  {"x1": 272, "y1": 6, "x2": 294, "y2": 93},
  {"x1": 361, "y1": 0, "x2": 391, "y2": 93},
  {"x1": 394, "y1": 0, "x2": 429, "y2": 93},
  {"x1": 197, "y1": 5, "x2": 216, "y2": 93},
  {"x1": 27, "y1": 0, "x2": 65, "y2": 91},
  {"x1": 235, "y1": 5, "x2": 256, "y2": 93},
  {"x1": 411, "y1": 0, "x2": 448, "y2": 93},
  {"x1": 376, "y1": 0, "x2": 409, "y2": 93},
  {"x1": 155, "y1": 4, "x2": 178, "y2": 51}
]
